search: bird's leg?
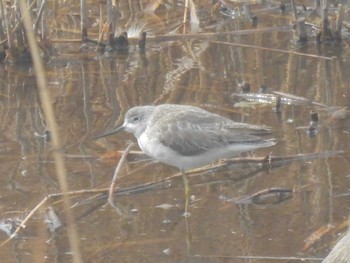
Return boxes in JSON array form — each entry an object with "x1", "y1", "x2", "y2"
[{"x1": 181, "y1": 169, "x2": 190, "y2": 217}]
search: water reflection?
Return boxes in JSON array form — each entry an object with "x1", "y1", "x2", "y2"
[{"x1": 0, "y1": 0, "x2": 350, "y2": 262}]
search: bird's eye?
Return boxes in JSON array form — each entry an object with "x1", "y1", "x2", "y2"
[{"x1": 132, "y1": 116, "x2": 140, "y2": 122}]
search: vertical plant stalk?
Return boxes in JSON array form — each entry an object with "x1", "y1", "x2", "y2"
[
  {"x1": 296, "y1": 20, "x2": 307, "y2": 42},
  {"x1": 290, "y1": 0, "x2": 307, "y2": 41},
  {"x1": 34, "y1": 0, "x2": 46, "y2": 36},
  {"x1": 0, "y1": 0, "x2": 5, "y2": 40},
  {"x1": 334, "y1": 0, "x2": 345, "y2": 40},
  {"x1": 321, "y1": 0, "x2": 329, "y2": 42},
  {"x1": 19, "y1": 1, "x2": 82, "y2": 263},
  {"x1": 14, "y1": 0, "x2": 25, "y2": 50},
  {"x1": 80, "y1": 0, "x2": 88, "y2": 41},
  {"x1": 106, "y1": 0, "x2": 116, "y2": 39},
  {"x1": 183, "y1": 0, "x2": 189, "y2": 33},
  {"x1": 290, "y1": 0, "x2": 298, "y2": 22},
  {"x1": 2, "y1": 0, "x2": 14, "y2": 55}
]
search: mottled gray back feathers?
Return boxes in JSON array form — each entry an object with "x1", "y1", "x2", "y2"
[{"x1": 144, "y1": 105, "x2": 271, "y2": 156}]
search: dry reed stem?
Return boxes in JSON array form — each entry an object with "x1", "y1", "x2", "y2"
[
  {"x1": 0, "y1": 197, "x2": 49, "y2": 247},
  {"x1": 235, "y1": 255, "x2": 323, "y2": 261},
  {"x1": 183, "y1": 0, "x2": 189, "y2": 34},
  {"x1": 0, "y1": 0, "x2": 6, "y2": 41},
  {"x1": 19, "y1": 1, "x2": 82, "y2": 262},
  {"x1": 0, "y1": 189, "x2": 113, "y2": 247},
  {"x1": 50, "y1": 26, "x2": 292, "y2": 45},
  {"x1": 290, "y1": 0, "x2": 298, "y2": 22},
  {"x1": 210, "y1": 40, "x2": 334, "y2": 60},
  {"x1": 33, "y1": 0, "x2": 46, "y2": 34},
  {"x1": 2, "y1": 0, "x2": 13, "y2": 50},
  {"x1": 108, "y1": 142, "x2": 135, "y2": 206},
  {"x1": 80, "y1": 0, "x2": 88, "y2": 39}
]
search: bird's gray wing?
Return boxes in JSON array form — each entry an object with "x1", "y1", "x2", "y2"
[{"x1": 151, "y1": 111, "x2": 268, "y2": 156}]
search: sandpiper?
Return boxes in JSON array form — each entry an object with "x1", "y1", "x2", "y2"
[{"x1": 96, "y1": 104, "x2": 275, "y2": 215}]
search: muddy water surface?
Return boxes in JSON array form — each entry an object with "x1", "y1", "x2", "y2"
[{"x1": 0, "y1": 1, "x2": 349, "y2": 262}]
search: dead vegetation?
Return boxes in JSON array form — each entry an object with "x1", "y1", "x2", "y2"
[{"x1": 1, "y1": 1, "x2": 350, "y2": 262}]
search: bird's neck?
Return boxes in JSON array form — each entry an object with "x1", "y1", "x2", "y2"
[{"x1": 133, "y1": 123, "x2": 147, "y2": 139}]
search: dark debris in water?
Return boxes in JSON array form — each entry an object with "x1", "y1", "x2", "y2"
[
  {"x1": 234, "y1": 188, "x2": 293, "y2": 205},
  {"x1": 307, "y1": 111, "x2": 319, "y2": 137}
]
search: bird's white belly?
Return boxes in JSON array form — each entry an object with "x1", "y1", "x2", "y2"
[
  {"x1": 137, "y1": 132, "x2": 263, "y2": 171},
  {"x1": 138, "y1": 133, "x2": 181, "y2": 168}
]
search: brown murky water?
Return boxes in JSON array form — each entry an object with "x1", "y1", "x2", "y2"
[{"x1": 0, "y1": 0, "x2": 349, "y2": 262}]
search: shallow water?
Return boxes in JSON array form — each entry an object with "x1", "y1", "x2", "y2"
[{"x1": 0, "y1": 0, "x2": 350, "y2": 262}]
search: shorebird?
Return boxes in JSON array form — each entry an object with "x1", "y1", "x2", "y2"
[{"x1": 96, "y1": 104, "x2": 275, "y2": 216}]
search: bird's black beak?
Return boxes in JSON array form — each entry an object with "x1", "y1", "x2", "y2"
[{"x1": 94, "y1": 125, "x2": 125, "y2": 140}]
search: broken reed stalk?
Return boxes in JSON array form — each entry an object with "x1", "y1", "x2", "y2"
[
  {"x1": 321, "y1": 0, "x2": 329, "y2": 42},
  {"x1": 183, "y1": 0, "x2": 189, "y2": 33},
  {"x1": 18, "y1": 1, "x2": 82, "y2": 263},
  {"x1": 81, "y1": 0, "x2": 88, "y2": 41},
  {"x1": 108, "y1": 142, "x2": 135, "y2": 206}
]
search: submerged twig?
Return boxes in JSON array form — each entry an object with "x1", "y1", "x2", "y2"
[
  {"x1": 234, "y1": 188, "x2": 293, "y2": 205},
  {"x1": 221, "y1": 151, "x2": 342, "y2": 168}
]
